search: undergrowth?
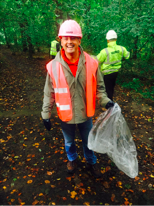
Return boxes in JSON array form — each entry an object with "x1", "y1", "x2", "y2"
[{"x1": 117, "y1": 64, "x2": 154, "y2": 101}]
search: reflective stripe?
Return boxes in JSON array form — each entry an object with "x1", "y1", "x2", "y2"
[
  {"x1": 103, "y1": 47, "x2": 124, "y2": 65},
  {"x1": 104, "y1": 48, "x2": 110, "y2": 64},
  {"x1": 56, "y1": 102, "x2": 60, "y2": 107},
  {"x1": 125, "y1": 51, "x2": 130, "y2": 58},
  {"x1": 52, "y1": 60, "x2": 58, "y2": 86},
  {"x1": 51, "y1": 48, "x2": 57, "y2": 52},
  {"x1": 54, "y1": 88, "x2": 68, "y2": 93},
  {"x1": 56, "y1": 103, "x2": 70, "y2": 110},
  {"x1": 120, "y1": 46, "x2": 124, "y2": 57},
  {"x1": 47, "y1": 52, "x2": 97, "y2": 121},
  {"x1": 103, "y1": 68, "x2": 119, "y2": 74},
  {"x1": 104, "y1": 60, "x2": 121, "y2": 65},
  {"x1": 52, "y1": 62, "x2": 68, "y2": 93},
  {"x1": 60, "y1": 105, "x2": 70, "y2": 111}
]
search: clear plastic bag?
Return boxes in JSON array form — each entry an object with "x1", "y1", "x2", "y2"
[{"x1": 88, "y1": 103, "x2": 138, "y2": 178}]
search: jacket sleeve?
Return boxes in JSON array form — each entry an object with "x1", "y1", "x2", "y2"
[
  {"x1": 96, "y1": 49, "x2": 107, "y2": 63},
  {"x1": 41, "y1": 72, "x2": 55, "y2": 119},
  {"x1": 96, "y1": 66, "x2": 111, "y2": 107},
  {"x1": 123, "y1": 47, "x2": 130, "y2": 59}
]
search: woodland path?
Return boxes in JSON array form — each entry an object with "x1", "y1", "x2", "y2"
[{"x1": 0, "y1": 47, "x2": 154, "y2": 205}]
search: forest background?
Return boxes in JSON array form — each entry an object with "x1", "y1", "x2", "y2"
[
  {"x1": 0, "y1": 0, "x2": 154, "y2": 100},
  {"x1": 0, "y1": 0, "x2": 154, "y2": 205}
]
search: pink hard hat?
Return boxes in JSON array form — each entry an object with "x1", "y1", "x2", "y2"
[{"x1": 58, "y1": 20, "x2": 82, "y2": 39}]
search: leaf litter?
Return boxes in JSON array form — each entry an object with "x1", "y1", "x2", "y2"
[{"x1": 0, "y1": 47, "x2": 154, "y2": 205}]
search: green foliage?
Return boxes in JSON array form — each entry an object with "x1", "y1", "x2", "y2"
[
  {"x1": 1, "y1": 0, "x2": 154, "y2": 59},
  {"x1": 0, "y1": 0, "x2": 154, "y2": 100},
  {"x1": 117, "y1": 67, "x2": 154, "y2": 101},
  {"x1": 122, "y1": 78, "x2": 143, "y2": 93}
]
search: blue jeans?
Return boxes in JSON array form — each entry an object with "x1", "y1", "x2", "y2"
[{"x1": 60, "y1": 118, "x2": 97, "y2": 165}]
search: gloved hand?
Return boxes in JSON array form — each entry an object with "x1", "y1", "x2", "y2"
[
  {"x1": 105, "y1": 101, "x2": 115, "y2": 109},
  {"x1": 43, "y1": 119, "x2": 51, "y2": 131}
]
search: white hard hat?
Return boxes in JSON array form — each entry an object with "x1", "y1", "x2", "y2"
[{"x1": 106, "y1": 30, "x2": 117, "y2": 40}]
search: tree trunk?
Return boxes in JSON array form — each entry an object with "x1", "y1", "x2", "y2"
[
  {"x1": 19, "y1": 23, "x2": 28, "y2": 52},
  {"x1": 132, "y1": 37, "x2": 138, "y2": 60},
  {"x1": 2, "y1": 25, "x2": 11, "y2": 48},
  {"x1": 27, "y1": 35, "x2": 34, "y2": 59}
]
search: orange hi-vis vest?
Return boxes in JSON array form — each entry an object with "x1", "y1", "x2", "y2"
[{"x1": 46, "y1": 52, "x2": 98, "y2": 122}]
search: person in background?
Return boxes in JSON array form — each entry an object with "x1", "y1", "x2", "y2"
[
  {"x1": 50, "y1": 36, "x2": 61, "y2": 59},
  {"x1": 97, "y1": 30, "x2": 130, "y2": 100},
  {"x1": 41, "y1": 20, "x2": 114, "y2": 178}
]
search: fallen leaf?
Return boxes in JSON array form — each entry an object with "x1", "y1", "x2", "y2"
[
  {"x1": 47, "y1": 171, "x2": 52, "y2": 175},
  {"x1": 39, "y1": 193, "x2": 43, "y2": 196},
  {"x1": 125, "y1": 184, "x2": 131, "y2": 189},
  {"x1": 106, "y1": 166, "x2": 111, "y2": 172},
  {"x1": 32, "y1": 200, "x2": 39, "y2": 205},
  {"x1": 101, "y1": 170, "x2": 106, "y2": 174},
  {"x1": 134, "y1": 176, "x2": 140, "y2": 181},
  {"x1": 0, "y1": 139, "x2": 6, "y2": 143},
  {"x1": 124, "y1": 200, "x2": 129, "y2": 205},
  {"x1": 103, "y1": 181, "x2": 110, "y2": 188},
  {"x1": 10, "y1": 189, "x2": 17, "y2": 194},
  {"x1": 111, "y1": 194, "x2": 115, "y2": 202},
  {"x1": 117, "y1": 181, "x2": 122, "y2": 187},
  {"x1": 70, "y1": 191, "x2": 77, "y2": 198},
  {"x1": 45, "y1": 180, "x2": 50, "y2": 184},
  {"x1": 63, "y1": 159, "x2": 67, "y2": 162},
  {"x1": 126, "y1": 189, "x2": 134, "y2": 193},
  {"x1": 66, "y1": 177, "x2": 72, "y2": 181},
  {"x1": 82, "y1": 190, "x2": 85, "y2": 195},
  {"x1": 7, "y1": 136, "x2": 12, "y2": 140},
  {"x1": 27, "y1": 180, "x2": 33, "y2": 184},
  {"x1": 83, "y1": 202, "x2": 90, "y2": 205},
  {"x1": 75, "y1": 197, "x2": 79, "y2": 200}
]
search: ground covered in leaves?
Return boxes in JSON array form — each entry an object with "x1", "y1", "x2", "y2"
[{"x1": 0, "y1": 46, "x2": 154, "y2": 205}]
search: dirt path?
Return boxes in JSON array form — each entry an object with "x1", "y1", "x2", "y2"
[{"x1": 0, "y1": 47, "x2": 154, "y2": 205}]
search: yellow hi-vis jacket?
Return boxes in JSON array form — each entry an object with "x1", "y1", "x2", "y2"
[
  {"x1": 46, "y1": 52, "x2": 98, "y2": 122},
  {"x1": 50, "y1": 40, "x2": 59, "y2": 56},
  {"x1": 97, "y1": 41, "x2": 130, "y2": 75}
]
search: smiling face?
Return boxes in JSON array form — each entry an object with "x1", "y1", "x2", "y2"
[{"x1": 61, "y1": 36, "x2": 81, "y2": 56}]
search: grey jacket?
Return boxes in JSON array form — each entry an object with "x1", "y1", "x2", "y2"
[{"x1": 41, "y1": 46, "x2": 110, "y2": 124}]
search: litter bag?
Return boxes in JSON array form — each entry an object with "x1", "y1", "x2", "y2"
[{"x1": 88, "y1": 103, "x2": 138, "y2": 178}]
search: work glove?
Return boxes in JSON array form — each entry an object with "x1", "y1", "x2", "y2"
[
  {"x1": 105, "y1": 101, "x2": 115, "y2": 109},
  {"x1": 43, "y1": 119, "x2": 51, "y2": 131}
]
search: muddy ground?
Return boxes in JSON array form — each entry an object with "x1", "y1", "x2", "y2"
[{"x1": 0, "y1": 47, "x2": 154, "y2": 205}]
